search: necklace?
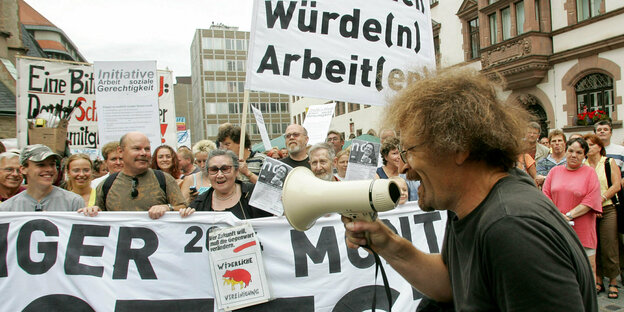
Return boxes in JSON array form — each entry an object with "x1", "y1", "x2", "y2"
[{"x1": 215, "y1": 187, "x2": 237, "y2": 201}]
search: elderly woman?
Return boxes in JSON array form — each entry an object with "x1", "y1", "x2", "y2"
[
  {"x1": 151, "y1": 145, "x2": 181, "y2": 179},
  {"x1": 180, "y1": 140, "x2": 217, "y2": 204},
  {"x1": 543, "y1": 137, "x2": 602, "y2": 278},
  {"x1": 334, "y1": 148, "x2": 350, "y2": 181},
  {"x1": 64, "y1": 154, "x2": 96, "y2": 206},
  {"x1": 375, "y1": 137, "x2": 401, "y2": 179},
  {"x1": 179, "y1": 149, "x2": 272, "y2": 219},
  {"x1": 583, "y1": 134, "x2": 622, "y2": 298}
]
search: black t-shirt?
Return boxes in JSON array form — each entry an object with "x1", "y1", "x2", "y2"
[
  {"x1": 189, "y1": 181, "x2": 273, "y2": 219},
  {"x1": 280, "y1": 156, "x2": 311, "y2": 169},
  {"x1": 442, "y1": 168, "x2": 597, "y2": 311}
]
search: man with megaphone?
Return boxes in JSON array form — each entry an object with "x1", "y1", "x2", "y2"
[{"x1": 342, "y1": 68, "x2": 597, "y2": 311}]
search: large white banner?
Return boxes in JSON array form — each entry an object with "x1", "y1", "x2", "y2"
[
  {"x1": 246, "y1": 0, "x2": 436, "y2": 106},
  {"x1": 0, "y1": 205, "x2": 446, "y2": 311},
  {"x1": 16, "y1": 57, "x2": 179, "y2": 152}
]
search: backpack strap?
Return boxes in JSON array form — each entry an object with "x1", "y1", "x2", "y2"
[
  {"x1": 153, "y1": 169, "x2": 167, "y2": 196},
  {"x1": 101, "y1": 172, "x2": 120, "y2": 210},
  {"x1": 606, "y1": 157, "x2": 619, "y2": 205}
]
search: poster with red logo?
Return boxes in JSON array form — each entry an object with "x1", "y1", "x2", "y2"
[{"x1": 208, "y1": 223, "x2": 270, "y2": 310}]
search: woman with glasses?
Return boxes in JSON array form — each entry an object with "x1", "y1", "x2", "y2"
[
  {"x1": 63, "y1": 154, "x2": 96, "y2": 206},
  {"x1": 179, "y1": 149, "x2": 272, "y2": 219},
  {"x1": 151, "y1": 145, "x2": 181, "y2": 180}
]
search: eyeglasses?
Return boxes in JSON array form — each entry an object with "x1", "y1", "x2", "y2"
[
  {"x1": 1, "y1": 167, "x2": 19, "y2": 174},
  {"x1": 326, "y1": 137, "x2": 341, "y2": 142},
  {"x1": 400, "y1": 144, "x2": 420, "y2": 163},
  {"x1": 285, "y1": 132, "x2": 302, "y2": 139},
  {"x1": 207, "y1": 165, "x2": 233, "y2": 175},
  {"x1": 131, "y1": 177, "x2": 139, "y2": 198}
]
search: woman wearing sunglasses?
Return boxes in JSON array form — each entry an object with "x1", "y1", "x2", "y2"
[{"x1": 179, "y1": 149, "x2": 273, "y2": 219}]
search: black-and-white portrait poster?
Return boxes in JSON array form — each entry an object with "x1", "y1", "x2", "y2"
[
  {"x1": 345, "y1": 139, "x2": 380, "y2": 180},
  {"x1": 250, "y1": 158, "x2": 294, "y2": 215}
]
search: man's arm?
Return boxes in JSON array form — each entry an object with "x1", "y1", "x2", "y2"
[{"x1": 343, "y1": 217, "x2": 453, "y2": 302}]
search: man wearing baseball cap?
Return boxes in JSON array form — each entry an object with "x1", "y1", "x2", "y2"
[{"x1": 0, "y1": 144, "x2": 84, "y2": 211}]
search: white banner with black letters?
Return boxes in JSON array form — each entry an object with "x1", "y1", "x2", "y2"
[
  {"x1": 246, "y1": 0, "x2": 436, "y2": 106},
  {"x1": 0, "y1": 204, "x2": 445, "y2": 311}
]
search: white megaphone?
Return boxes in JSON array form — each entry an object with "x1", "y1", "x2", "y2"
[{"x1": 282, "y1": 167, "x2": 401, "y2": 231}]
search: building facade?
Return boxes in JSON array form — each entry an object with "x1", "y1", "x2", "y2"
[
  {"x1": 190, "y1": 24, "x2": 291, "y2": 144},
  {"x1": 291, "y1": 0, "x2": 624, "y2": 144}
]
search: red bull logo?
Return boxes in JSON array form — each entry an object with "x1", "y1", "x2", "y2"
[{"x1": 223, "y1": 269, "x2": 251, "y2": 290}]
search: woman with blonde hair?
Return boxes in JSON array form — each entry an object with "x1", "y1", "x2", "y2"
[
  {"x1": 63, "y1": 154, "x2": 96, "y2": 206},
  {"x1": 180, "y1": 140, "x2": 217, "y2": 204}
]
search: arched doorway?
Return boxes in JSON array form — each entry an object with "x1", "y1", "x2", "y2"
[{"x1": 517, "y1": 94, "x2": 549, "y2": 138}]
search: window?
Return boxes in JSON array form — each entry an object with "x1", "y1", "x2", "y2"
[
  {"x1": 204, "y1": 59, "x2": 225, "y2": 71},
  {"x1": 236, "y1": 39, "x2": 247, "y2": 51},
  {"x1": 501, "y1": 7, "x2": 511, "y2": 40},
  {"x1": 576, "y1": 0, "x2": 603, "y2": 22},
  {"x1": 489, "y1": 13, "x2": 498, "y2": 44},
  {"x1": 205, "y1": 103, "x2": 217, "y2": 114},
  {"x1": 516, "y1": 1, "x2": 525, "y2": 35},
  {"x1": 433, "y1": 35, "x2": 440, "y2": 65},
  {"x1": 202, "y1": 37, "x2": 224, "y2": 50},
  {"x1": 206, "y1": 124, "x2": 218, "y2": 136},
  {"x1": 280, "y1": 103, "x2": 288, "y2": 113},
  {"x1": 469, "y1": 18, "x2": 480, "y2": 59},
  {"x1": 205, "y1": 81, "x2": 227, "y2": 93},
  {"x1": 270, "y1": 102, "x2": 278, "y2": 113},
  {"x1": 575, "y1": 73, "x2": 614, "y2": 117}
]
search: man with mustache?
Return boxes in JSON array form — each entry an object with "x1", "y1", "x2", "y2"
[
  {"x1": 84, "y1": 132, "x2": 185, "y2": 219},
  {"x1": 342, "y1": 69, "x2": 596, "y2": 311},
  {"x1": 309, "y1": 143, "x2": 337, "y2": 181},
  {"x1": 0, "y1": 152, "x2": 25, "y2": 203},
  {"x1": 280, "y1": 124, "x2": 311, "y2": 169}
]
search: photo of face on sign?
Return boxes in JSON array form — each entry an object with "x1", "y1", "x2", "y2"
[
  {"x1": 349, "y1": 140, "x2": 379, "y2": 167},
  {"x1": 257, "y1": 158, "x2": 292, "y2": 189}
]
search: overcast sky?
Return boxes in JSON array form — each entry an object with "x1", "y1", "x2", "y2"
[{"x1": 25, "y1": 0, "x2": 254, "y2": 77}]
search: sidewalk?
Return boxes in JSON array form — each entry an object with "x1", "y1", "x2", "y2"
[{"x1": 599, "y1": 278, "x2": 624, "y2": 311}]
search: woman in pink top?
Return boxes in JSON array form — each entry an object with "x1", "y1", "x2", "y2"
[{"x1": 543, "y1": 137, "x2": 602, "y2": 278}]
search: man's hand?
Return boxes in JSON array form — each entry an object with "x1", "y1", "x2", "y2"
[
  {"x1": 341, "y1": 216, "x2": 395, "y2": 253},
  {"x1": 77, "y1": 206, "x2": 100, "y2": 217},
  {"x1": 535, "y1": 175, "x2": 545, "y2": 186},
  {"x1": 148, "y1": 204, "x2": 170, "y2": 219}
]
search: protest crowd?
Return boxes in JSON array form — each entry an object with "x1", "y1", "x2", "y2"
[{"x1": 2, "y1": 67, "x2": 622, "y2": 311}]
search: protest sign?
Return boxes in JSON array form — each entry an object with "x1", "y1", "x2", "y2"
[
  {"x1": 157, "y1": 70, "x2": 178, "y2": 147},
  {"x1": 208, "y1": 223, "x2": 271, "y2": 310},
  {"x1": 16, "y1": 57, "x2": 179, "y2": 152},
  {"x1": 0, "y1": 204, "x2": 444, "y2": 311},
  {"x1": 302, "y1": 103, "x2": 336, "y2": 145},
  {"x1": 250, "y1": 158, "x2": 293, "y2": 215},
  {"x1": 246, "y1": 0, "x2": 435, "y2": 106},
  {"x1": 177, "y1": 130, "x2": 191, "y2": 148},
  {"x1": 345, "y1": 139, "x2": 380, "y2": 180},
  {"x1": 251, "y1": 105, "x2": 272, "y2": 151},
  {"x1": 94, "y1": 61, "x2": 160, "y2": 148},
  {"x1": 16, "y1": 56, "x2": 97, "y2": 152}
]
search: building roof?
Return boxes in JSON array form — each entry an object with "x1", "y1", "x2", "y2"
[
  {"x1": 37, "y1": 39, "x2": 68, "y2": 52},
  {"x1": 0, "y1": 80, "x2": 15, "y2": 115},
  {"x1": 20, "y1": 24, "x2": 47, "y2": 58},
  {"x1": 18, "y1": 0, "x2": 56, "y2": 27}
]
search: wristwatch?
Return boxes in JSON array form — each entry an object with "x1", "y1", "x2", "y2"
[{"x1": 566, "y1": 211, "x2": 574, "y2": 219}]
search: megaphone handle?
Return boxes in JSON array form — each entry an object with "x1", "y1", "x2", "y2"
[{"x1": 342, "y1": 211, "x2": 378, "y2": 246}]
